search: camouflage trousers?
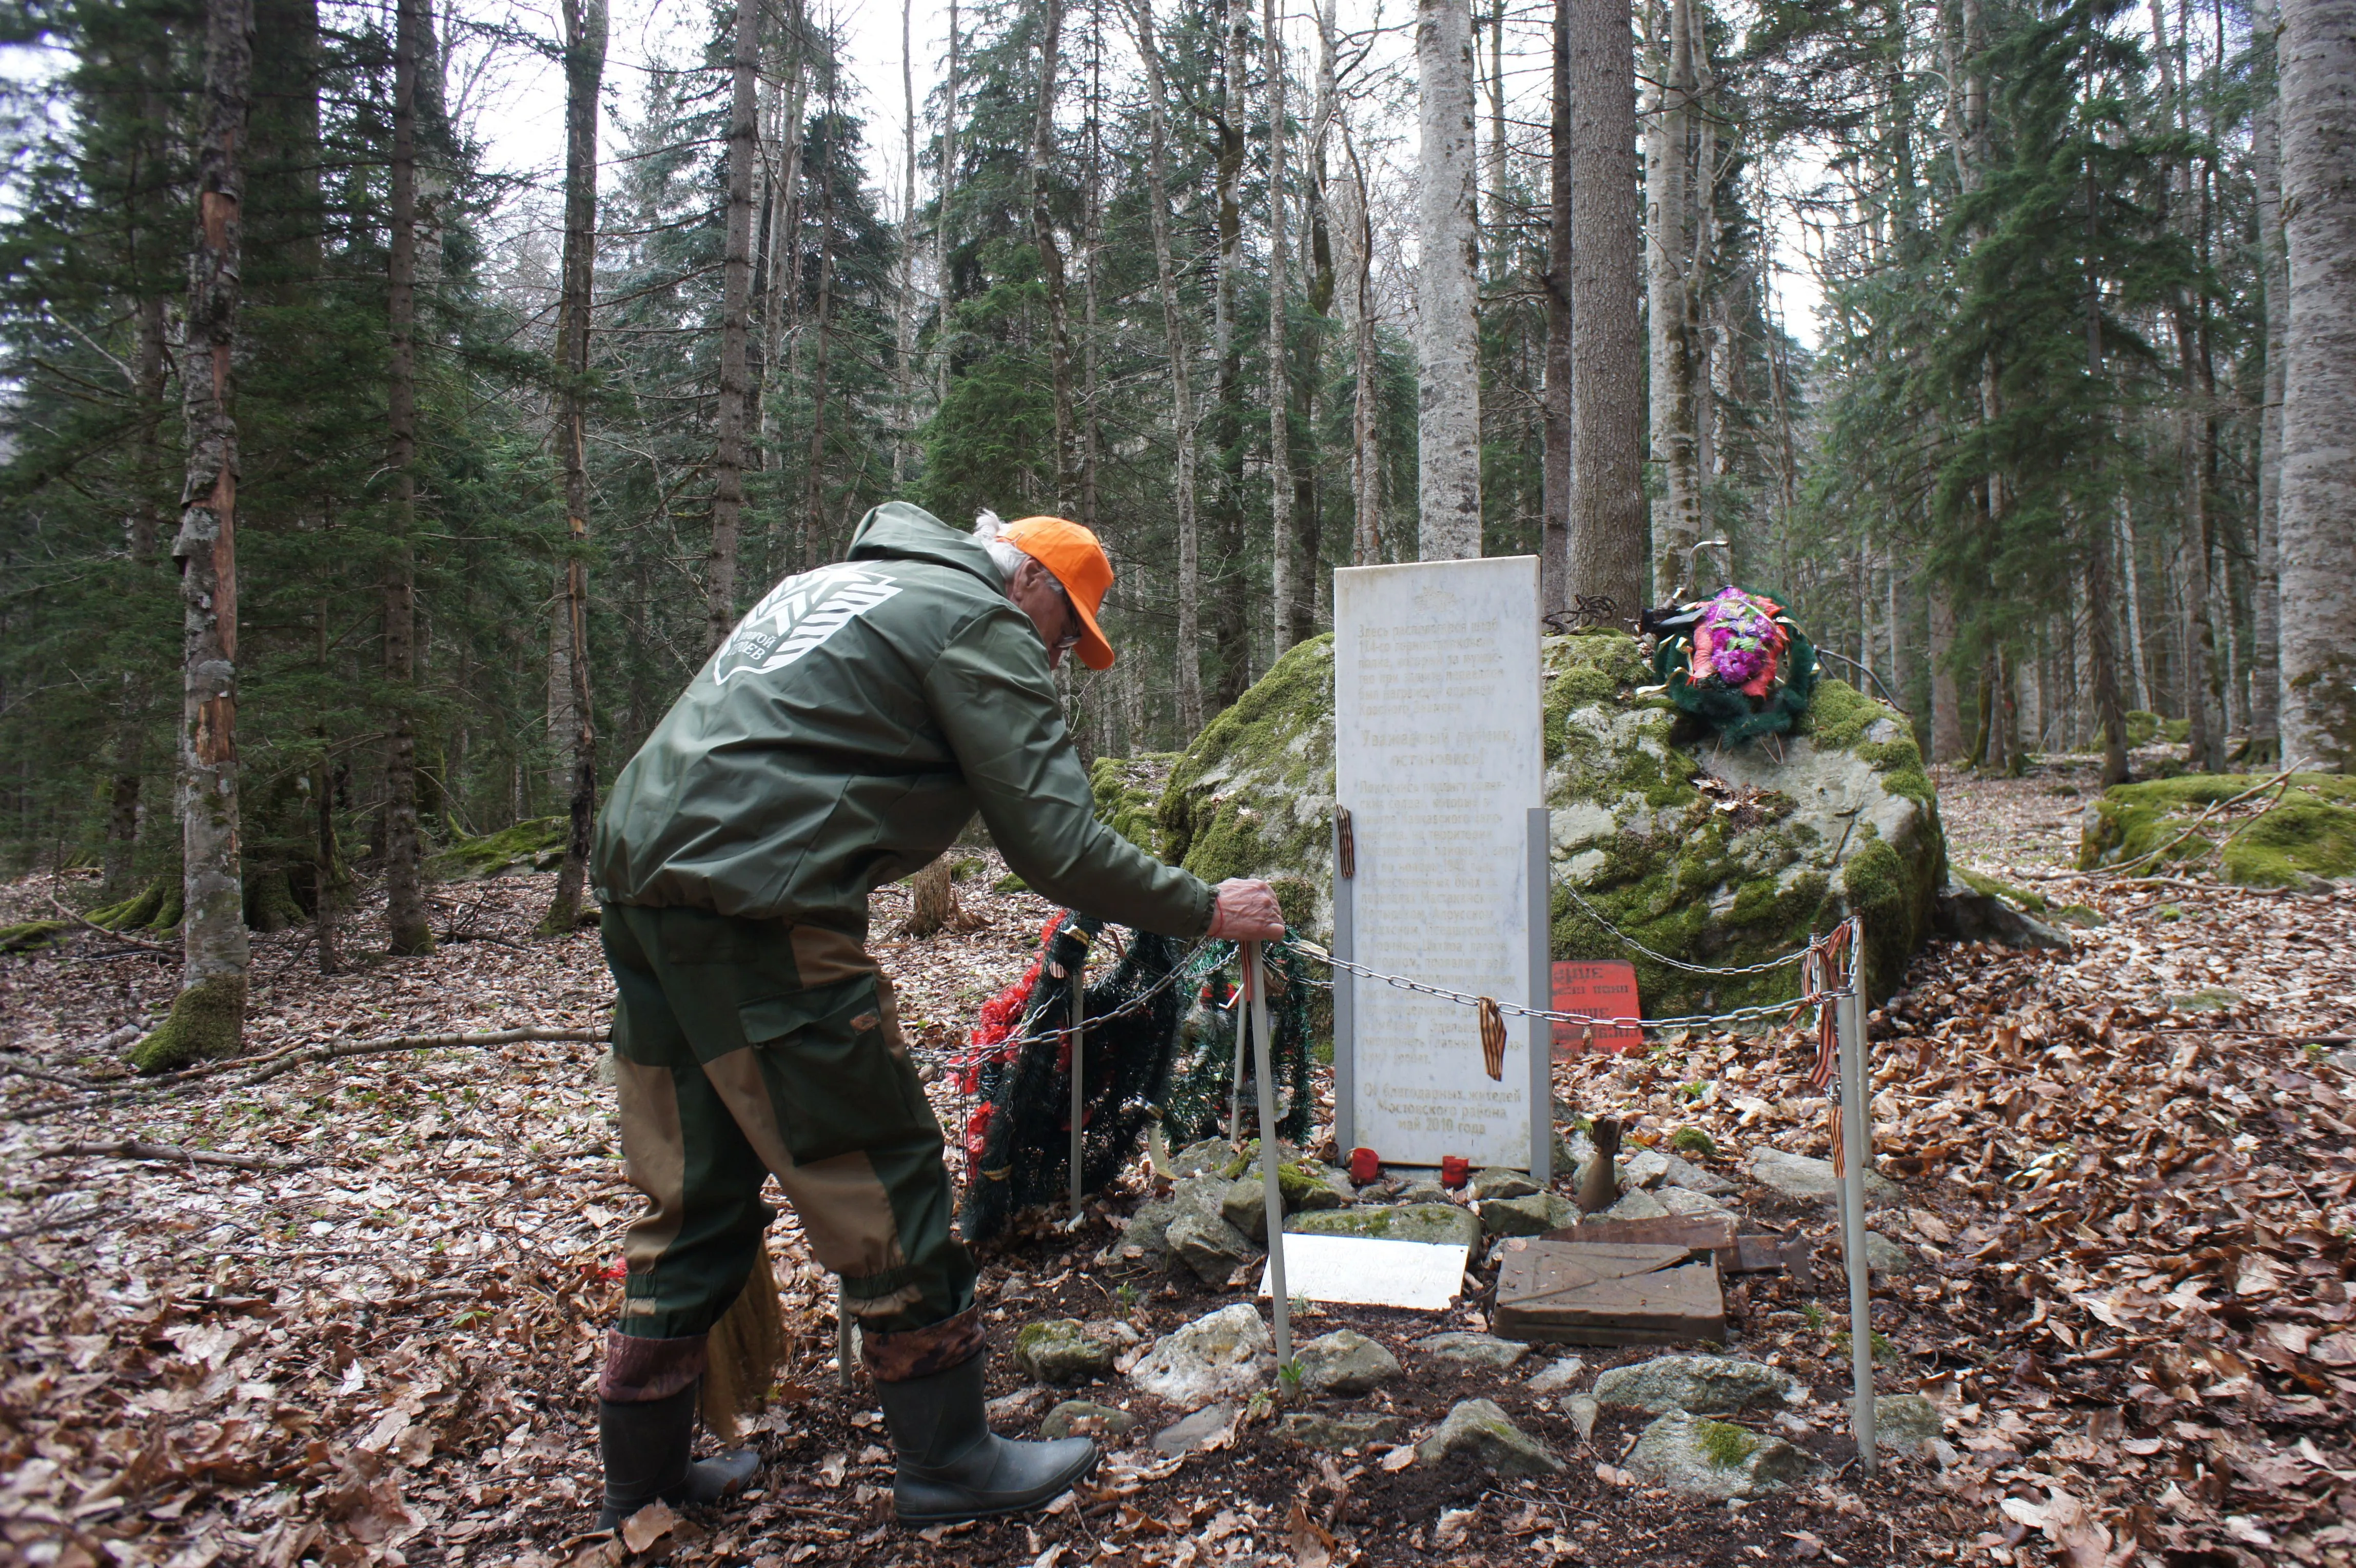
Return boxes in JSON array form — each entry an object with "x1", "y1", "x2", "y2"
[{"x1": 596, "y1": 904, "x2": 981, "y2": 1399}]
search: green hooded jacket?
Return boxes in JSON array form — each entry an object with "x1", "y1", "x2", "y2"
[{"x1": 593, "y1": 502, "x2": 1212, "y2": 938}]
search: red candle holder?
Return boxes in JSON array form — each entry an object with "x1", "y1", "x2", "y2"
[
  {"x1": 1348, "y1": 1146, "x2": 1381, "y2": 1185},
  {"x1": 1440, "y1": 1154, "x2": 1470, "y2": 1189}
]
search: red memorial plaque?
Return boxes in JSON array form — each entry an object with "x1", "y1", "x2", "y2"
[{"x1": 1551, "y1": 960, "x2": 1643, "y2": 1056}]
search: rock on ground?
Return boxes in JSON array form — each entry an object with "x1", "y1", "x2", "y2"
[
  {"x1": 1128, "y1": 1304, "x2": 1274, "y2": 1410},
  {"x1": 1415, "y1": 1398, "x2": 1563, "y2": 1478},
  {"x1": 1151, "y1": 1403, "x2": 1236, "y2": 1455},
  {"x1": 1564, "y1": 1394, "x2": 1600, "y2": 1440},
  {"x1": 1861, "y1": 1229, "x2": 1912, "y2": 1278},
  {"x1": 1275, "y1": 1411, "x2": 1409, "y2": 1450},
  {"x1": 1625, "y1": 1410, "x2": 1815, "y2": 1499},
  {"x1": 1601, "y1": 1188, "x2": 1672, "y2": 1222},
  {"x1": 1875, "y1": 1393, "x2": 1943, "y2": 1456},
  {"x1": 1479, "y1": 1192, "x2": 1577, "y2": 1236},
  {"x1": 1165, "y1": 1210, "x2": 1258, "y2": 1283},
  {"x1": 1745, "y1": 1146, "x2": 1900, "y2": 1203},
  {"x1": 1471, "y1": 1168, "x2": 1539, "y2": 1201},
  {"x1": 1287, "y1": 1202, "x2": 1482, "y2": 1249},
  {"x1": 1415, "y1": 1332, "x2": 1530, "y2": 1370},
  {"x1": 1591, "y1": 1355, "x2": 1806, "y2": 1415},
  {"x1": 1292, "y1": 1329, "x2": 1400, "y2": 1396},
  {"x1": 1012, "y1": 1320, "x2": 1117, "y2": 1385},
  {"x1": 1661, "y1": 1150, "x2": 1736, "y2": 1195},
  {"x1": 1527, "y1": 1356, "x2": 1585, "y2": 1394},
  {"x1": 1656, "y1": 1186, "x2": 1738, "y2": 1221},
  {"x1": 1038, "y1": 1401, "x2": 1138, "y2": 1440}
]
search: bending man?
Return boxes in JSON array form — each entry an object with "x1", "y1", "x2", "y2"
[{"x1": 589, "y1": 503, "x2": 1283, "y2": 1529}]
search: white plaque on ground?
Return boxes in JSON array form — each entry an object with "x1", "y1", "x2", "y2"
[
  {"x1": 1255, "y1": 1234, "x2": 1467, "y2": 1312},
  {"x1": 1334, "y1": 558, "x2": 1542, "y2": 1168}
]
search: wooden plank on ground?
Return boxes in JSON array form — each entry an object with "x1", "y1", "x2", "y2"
[
  {"x1": 1542, "y1": 1213, "x2": 1738, "y2": 1269},
  {"x1": 1493, "y1": 1240, "x2": 1727, "y2": 1346}
]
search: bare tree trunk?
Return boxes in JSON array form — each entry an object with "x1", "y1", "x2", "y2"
[
  {"x1": 1541, "y1": 0, "x2": 1572, "y2": 616},
  {"x1": 1295, "y1": 0, "x2": 1339, "y2": 637},
  {"x1": 1265, "y1": 0, "x2": 1298, "y2": 646},
  {"x1": 1209, "y1": 0, "x2": 1250, "y2": 708},
  {"x1": 759, "y1": 13, "x2": 809, "y2": 466},
  {"x1": 1929, "y1": 585, "x2": 1963, "y2": 762},
  {"x1": 313, "y1": 745, "x2": 339, "y2": 974},
  {"x1": 706, "y1": 0, "x2": 760, "y2": 654},
  {"x1": 1645, "y1": 0, "x2": 1701, "y2": 598},
  {"x1": 799, "y1": 127, "x2": 838, "y2": 570},
  {"x1": 2119, "y1": 494, "x2": 2149, "y2": 710},
  {"x1": 894, "y1": 0, "x2": 919, "y2": 486},
  {"x1": 135, "y1": 0, "x2": 252, "y2": 1073},
  {"x1": 1030, "y1": 0, "x2": 1077, "y2": 512},
  {"x1": 1568, "y1": 0, "x2": 1645, "y2": 617},
  {"x1": 381, "y1": 0, "x2": 433, "y2": 958},
  {"x1": 1124, "y1": 0, "x2": 1202, "y2": 733},
  {"x1": 1415, "y1": 0, "x2": 1481, "y2": 560},
  {"x1": 1343, "y1": 117, "x2": 1380, "y2": 569},
  {"x1": 2085, "y1": 195, "x2": 2128, "y2": 787},
  {"x1": 2252, "y1": 0, "x2": 2287, "y2": 760},
  {"x1": 106, "y1": 292, "x2": 169, "y2": 903},
  {"x1": 935, "y1": 0, "x2": 959, "y2": 409},
  {"x1": 2279, "y1": 0, "x2": 2356, "y2": 770},
  {"x1": 542, "y1": 0, "x2": 605, "y2": 936}
]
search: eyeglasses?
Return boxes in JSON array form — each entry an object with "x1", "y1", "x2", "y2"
[{"x1": 1049, "y1": 580, "x2": 1083, "y2": 654}]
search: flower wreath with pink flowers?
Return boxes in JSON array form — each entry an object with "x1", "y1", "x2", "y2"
[{"x1": 1639, "y1": 585, "x2": 1820, "y2": 742}]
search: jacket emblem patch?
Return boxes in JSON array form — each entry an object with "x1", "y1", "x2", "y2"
[{"x1": 715, "y1": 564, "x2": 903, "y2": 685}]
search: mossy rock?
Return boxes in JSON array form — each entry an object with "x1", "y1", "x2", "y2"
[
  {"x1": 1955, "y1": 868, "x2": 2047, "y2": 913},
  {"x1": 1153, "y1": 629, "x2": 1943, "y2": 1009},
  {"x1": 427, "y1": 817, "x2": 568, "y2": 880},
  {"x1": 0, "y1": 919, "x2": 71, "y2": 955},
  {"x1": 2077, "y1": 773, "x2": 2356, "y2": 888},
  {"x1": 1159, "y1": 636, "x2": 1338, "y2": 938},
  {"x1": 2122, "y1": 711, "x2": 2162, "y2": 748},
  {"x1": 1092, "y1": 754, "x2": 1178, "y2": 855}
]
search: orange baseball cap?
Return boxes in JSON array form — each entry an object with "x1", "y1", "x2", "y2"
[{"x1": 1002, "y1": 515, "x2": 1116, "y2": 670}]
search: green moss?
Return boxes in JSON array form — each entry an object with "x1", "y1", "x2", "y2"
[
  {"x1": 2050, "y1": 904, "x2": 2105, "y2": 928},
  {"x1": 1956, "y1": 868, "x2": 2048, "y2": 913},
  {"x1": 1842, "y1": 832, "x2": 1935, "y2": 1000},
  {"x1": 91, "y1": 876, "x2": 179, "y2": 932},
  {"x1": 1797, "y1": 678, "x2": 1883, "y2": 751},
  {"x1": 0, "y1": 919, "x2": 70, "y2": 954},
  {"x1": 2078, "y1": 773, "x2": 2356, "y2": 886},
  {"x1": 1090, "y1": 754, "x2": 1175, "y2": 854},
  {"x1": 1160, "y1": 636, "x2": 1337, "y2": 900},
  {"x1": 1695, "y1": 1420, "x2": 1760, "y2": 1468},
  {"x1": 130, "y1": 972, "x2": 247, "y2": 1074},
  {"x1": 2161, "y1": 717, "x2": 2190, "y2": 743},
  {"x1": 2123, "y1": 711, "x2": 2162, "y2": 748},
  {"x1": 427, "y1": 817, "x2": 567, "y2": 880},
  {"x1": 994, "y1": 872, "x2": 1030, "y2": 894},
  {"x1": 1667, "y1": 1127, "x2": 1716, "y2": 1157},
  {"x1": 1539, "y1": 633, "x2": 1654, "y2": 762}
]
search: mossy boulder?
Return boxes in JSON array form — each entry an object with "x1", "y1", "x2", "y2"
[
  {"x1": 1154, "y1": 628, "x2": 1943, "y2": 1008},
  {"x1": 2078, "y1": 773, "x2": 2356, "y2": 888},
  {"x1": 1158, "y1": 635, "x2": 1338, "y2": 937},
  {"x1": 0, "y1": 919, "x2": 71, "y2": 955},
  {"x1": 428, "y1": 816, "x2": 568, "y2": 880},
  {"x1": 1091, "y1": 754, "x2": 1177, "y2": 854}
]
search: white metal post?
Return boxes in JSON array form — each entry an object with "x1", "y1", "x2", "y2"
[
  {"x1": 1837, "y1": 935, "x2": 1877, "y2": 1471},
  {"x1": 1246, "y1": 941, "x2": 1291, "y2": 1367},
  {"x1": 1069, "y1": 953, "x2": 1087, "y2": 1221},
  {"x1": 1332, "y1": 814, "x2": 1357, "y2": 1153},
  {"x1": 1527, "y1": 806, "x2": 1553, "y2": 1183}
]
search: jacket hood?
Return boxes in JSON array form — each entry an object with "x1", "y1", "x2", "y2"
[{"x1": 848, "y1": 501, "x2": 1006, "y2": 590}]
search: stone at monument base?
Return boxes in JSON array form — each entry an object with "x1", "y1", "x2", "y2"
[{"x1": 1492, "y1": 1240, "x2": 1727, "y2": 1346}]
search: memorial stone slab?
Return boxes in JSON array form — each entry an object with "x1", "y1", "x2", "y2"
[
  {"x1": 1334, "y1": 558, "x2": 1542, "y2": 1169},
  {"x1": 1493, "y1": 1239, "x2": 1728, "y2": 1346}
]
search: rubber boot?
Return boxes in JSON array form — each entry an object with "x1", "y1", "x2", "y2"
[
  {"x1": 875, "y1": 1353, "x2": 1098, "y2": 1524},
  {"x1": 595, "y1": 1384, "x2": 762, "y2": 1531}
]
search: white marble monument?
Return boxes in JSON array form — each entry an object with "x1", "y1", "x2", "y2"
[{"x1": 1332, "y1": 557, "x2": 1544, "y2": 1169}]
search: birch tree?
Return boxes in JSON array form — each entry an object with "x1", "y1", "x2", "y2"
[
  {"x1": 1265, "y1": 0, "x2": 1299, "y2": 642},
  {"x1": 2252, "y1": 0, "x2": 2287, "y2": 760},
  {"x1": 1416, "y1": 0, "x2": 1481, "y2": 560},
  {"x1": 1645, "y1": 0, "x2": 1702, "y2": 598},
  {"x1": 1032, "y1": 0, "x2": 1078, "y2": 509},
  {"x1": 133, "y1": 0, "x2": 252, "y2": 1072},
  {"x1": 2278, "y1": 0, "x2": 2356, "y2": 770}
]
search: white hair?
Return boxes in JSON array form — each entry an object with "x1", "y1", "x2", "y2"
[{"x1": 973, "y1": 508, "x2": 1028, "y2": 580}]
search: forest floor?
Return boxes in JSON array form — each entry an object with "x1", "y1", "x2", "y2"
[{"x1": 2, "y1": 760, "x2": 2353, "y2": 1568}]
